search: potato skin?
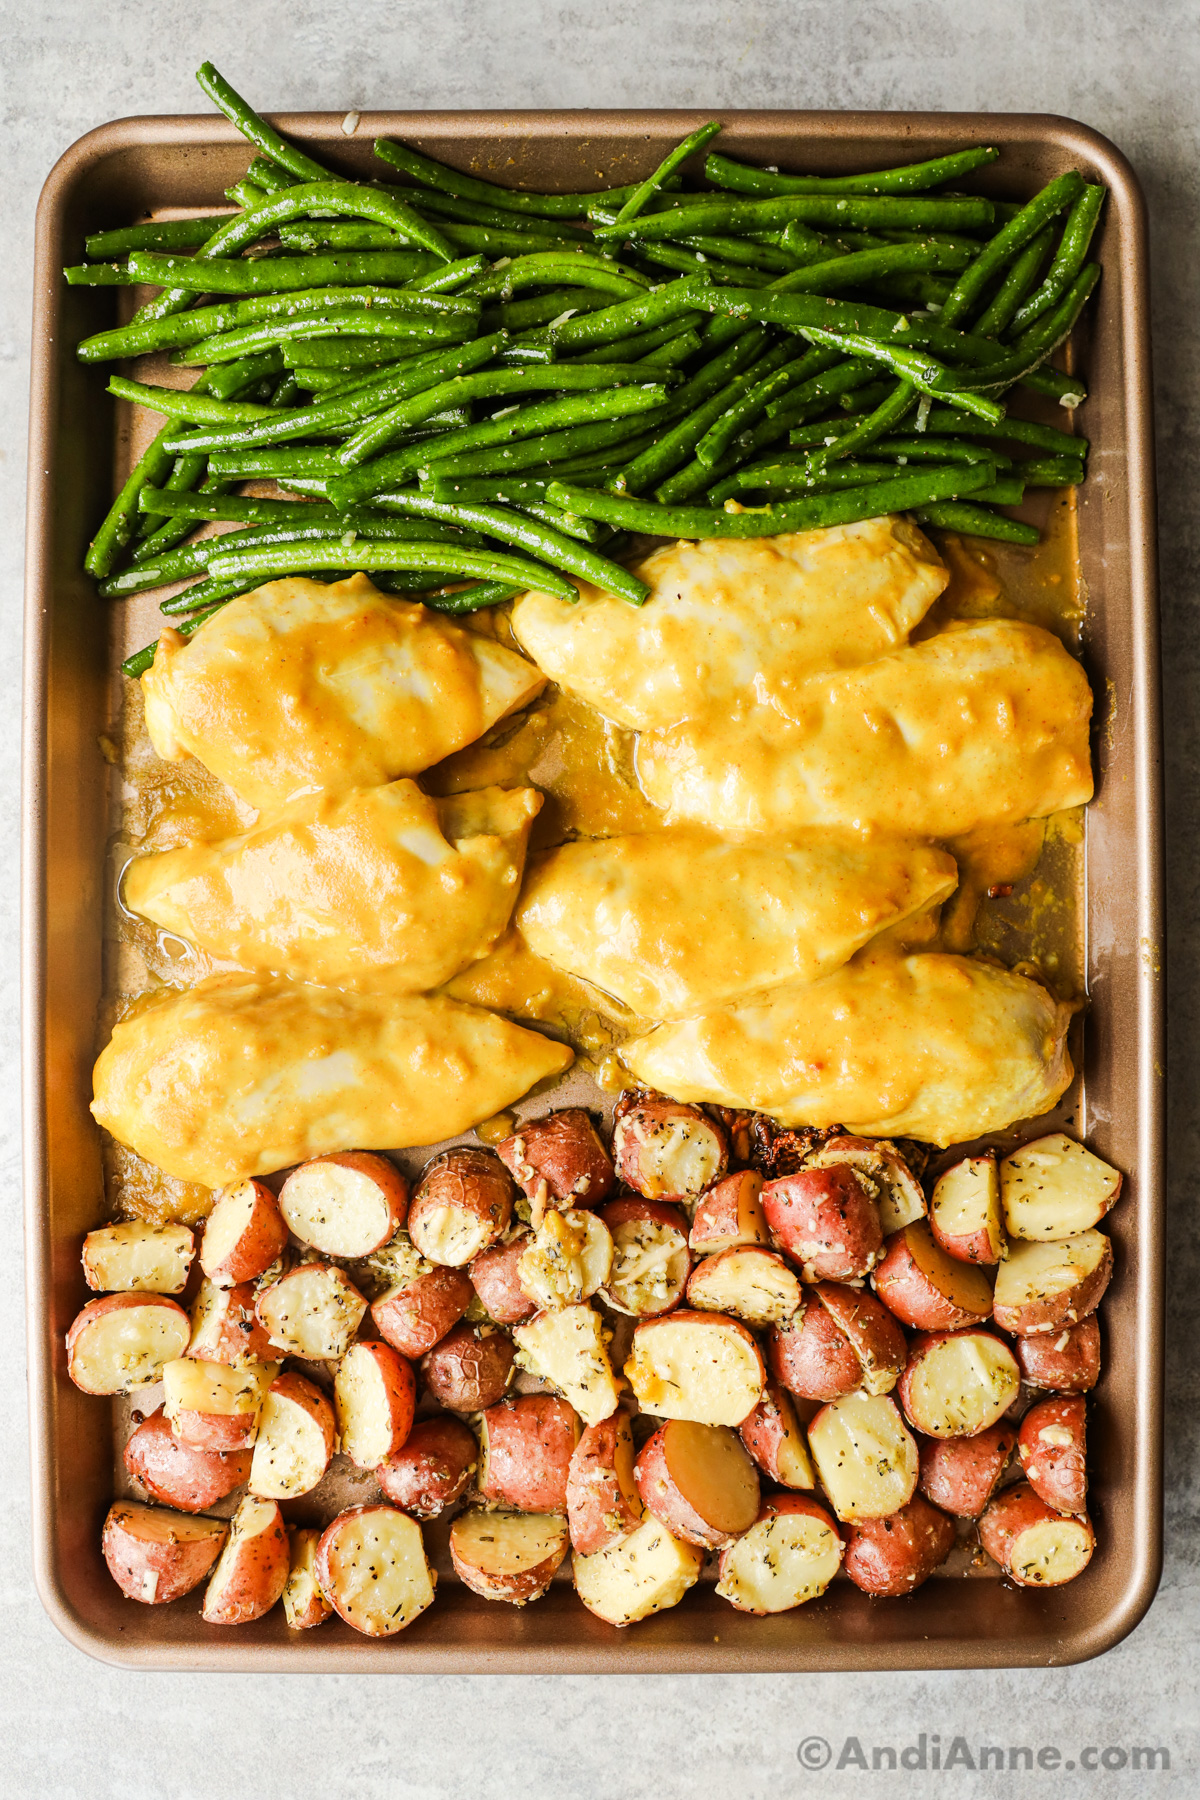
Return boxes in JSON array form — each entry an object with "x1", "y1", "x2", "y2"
[
  {"x1": 816, "y1": 1282, "x2": 907, "y2": 1396},
  {"x1": 371, "y1": 1264, "x2": 473, "y2": 1357},
  {"x1": 279, "y1": 1151, "x2": 409, "y2": 1256},
  {"x1": 872, "y1": 1221, "x2": 993, "y2": 1331},
  {"x1": 189, "y1": 1278, "x2": 276, "y2": 1365},
  {"x1": 480, "y1": 1393, "x2": 581, "y2": 1512},
  {"x1": 282, "y1": 1528, "x2": 332, "y2": 1630},
  {"x1": 917, "y1": 1423, "x2": 1015, "y2": 1518},
  {"x1": 377, "y1": 1416, "x2": 478, "y2": 1518},
  {"x1": 66, "y1": 1292, "x2": 191, "y2": 1394},
  {"x1": 979, "y1": 1481, "x2": 1095, "y2": 1586},
  {"x1": 102, "y1": 1503, "x2": 227, "y2": 1605},
  {"x1": 634, "y1": 1421, "x2": 759, "y2": 1550},
  {"x1": 612, "y1": 1096, "x2": 728, "y2": 1201},
  {"x1": 896, "y1": 1328, "x2": 1020, "y2": 1438},
  {"x1": 1018, "y1": 1396, "x2": 1088, "y2": 1513},
  {"x1": 420, "y1": 1321, "x2": 515, "y2": 1413},
  {"x1": 1013, "y1": 1315, "x2": 1101, "y2": 1393},
  {"x1": 566, "y1": 1413, "x2": 643, "y2": 1555},
  {"x1": 738, "y1": 1379, "x2": 815, "y2": 1489},
  {"x1": 409, "y1": 1148, "x2": 514, "y2": 1266},
  {"x1": 449, "y1": 1509, "x2": 568, "y2": 1605},
  {"x1": 768, "y1": 1299, "x2": 863, "y2": 1403},
  {"x1": 761, "y1": 1166, "x2": 883, "y2": 1281},
  {"x1": 469, "y1": 1231, "x2": 536, "y2": 1324},
  {"x1": 124, "y1": 1407, "x2": 251, "y2": 1512},
  {"x1": 201, "y1": 1497, "x2": 290, "y2": 1624},
  {"x1": 689, "y1": 1170, "x2": 770, "y2": 1254},
  {"x1": 599, "y1": 1197, "x2": 691, "y2": 1317},
  {"x1": 497, "y1": 1109, "x2": 615, "y2": 1213},
  {"x1": 715, "y1": 1492, "x2": 843, "y2": 1614},
  {"x1": 842, "y1": 1494, "x2": 956, "y2": 1597},
  {"x1": 992, "y1": 1235, "x2": 1113, "y2": 1336},
  {"x1": 200, "y1": 1179, "x2": 288, "y2": 1287}
]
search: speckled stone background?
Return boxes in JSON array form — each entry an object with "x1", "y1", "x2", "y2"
[{"x1": 3, "y1": 3, "x2": 1196, "y2": 1794}]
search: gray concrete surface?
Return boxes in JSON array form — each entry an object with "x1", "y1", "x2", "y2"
[{"x1": 1, "y1": 2, "x2": 1196, "y2": 1795}]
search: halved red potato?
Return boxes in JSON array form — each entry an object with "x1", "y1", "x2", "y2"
[
  {"x1": 202, "y1": 1495, "x2": 289, "y2": 1624},
  {"x1": 513, "y1": 1303, "x2": 621, "y2": 1427},
  {"x1": 66, "y1": 1292, "x2": 191, "y2": 1394},
  {"x1": 518, "y1": 1208, "x2": 614, "y2": 1310},
  {"x1": 200, "y1": 1179, "x2": 288, "y2": 1287},
  {"x1": 599, "y1": 1198, "x2": 691, "y2": 1318},
  {"x1": 421, "y1": 1322, "x2": 515, "y2": 1412},
  {"x1": 807, "y1": 1392, "x2": 919, "y2": 1522},
  {"x1": 761, "y1": 1166, "x2": 883, "y2": 1282},
  {"x1": 872, "y1": 1221, "x2": 994, "y2": 1331},
  {"x1": 612, "y1": 1095, "x2": 728, "y2": 1203},
  {"x1": 768, "y1": 1300, "x2": 864, "y2": 1404},
  {"x1": 279, "y1": 1152, "x2": 409, "y2": 1258},
  {"x1": 248, "y1": 1372, "x2": 336, "y2": 1500},
  {"x1": 372, "y1": 1261, "x2": 473, "y2": 1357},
  {"x1": 124, "y1": 1407, "x2": 251, "y2": 1512},
  {"x1": 738, "y1": 1380, "x2": 816, "y2": 1489},
  {"x1": 316, "y1": 1504, "x2": 436, "y2": 1634},
  {"x1": 1001, "y1": 1133, "x2": 1123, "y2": 1241},
  {"x1": 566, "y1": 1411, "x2": 644, "y2": 1554},
  {"x1": 470, "y1": 1231, "x2": 536, "y2": 1324},
  {"x1": 715, "y1": 1493, "x2": 843, "y2": 1614},
  {"x1": 377, "y1": 1416, "x2": 478, "y2": 1518},
  {"x1": 573, "y1": 1516, "x2": 704, "y2": 1625},
  {"x1": 282, "y1": 1527, "x2": 332, "y2": 1630},
  {"x1": 897, "y1": 1329, "x2": 1021, "y2": 1439},
  {"x1": 497, "y1": 1108, "x2": 615, "y2": 1221},
  {"x1": 689, "y1": 1170, "x2": 771, "y2": 1255},
  {"x1": 82, "y1": 1220, "x2": 195, "y2": 1294},
  {"x1": 480, "y1": 1393, "x2": 581, "y2": 1512},
  {"x1": 408, "y1": 1148, "x2": 514, "y2": 1267},
  {"x1": 817, "y1": 1282, "x2": 909, "y2": 1397},
  {"x1": 162, "y1": 1356, "x2": 279, "y2": 1451},
  {"x1": 449, "y1": 1508, "x2": 568, "y2": 1605},
  {"x1": 635, "y1": 1420, "x2": 760, "y2": 1549},
  {"x1": 333, "y1": 1340, "x2": 416, "y2": 1468},
  {"x1": 918, "y1": 1423, "x2": 1016, "y2": 1517},
  {"x1": 842, "y1": 1493, "x2": 956, "y2": 1597},
  {"x1": 804, "y1": 1136, "x2": 927, "y2": 1235},
  {"x1": 188, "y1": 1277, "x2": 275, "y2": 1365},
  {"x1": 1018, "y1": 1395, "x2": 1088, "y2": 1513},
  {"x1": 1013, "y1": 1315, "x2": 1101, "y2": 1392},
  {"x1": 991, "y1": 1231, "x2": 1112, "y2": 1336},
  {"x1": 930, "y1": 1154, "x2": 1005, "y2": 1265},
  {"x1": 979, "y1": 1481, "x2": 1095, "y2": 1586},
  {"x1": 102, "y1": 1502, "x2": 227, "y2": 1605},
  {"x1": 256, "y1": 1262, "x2": 367, "y2": 1359},
  {"x1": 624, "y1": 1310, "x2": 764, "y2": 1426},
  {"x1": 686, "y1": 1246, "x2": 801, "y2": 1328}
]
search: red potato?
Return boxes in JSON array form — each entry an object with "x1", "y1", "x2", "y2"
[
  {"x1": 807, "y1": 1392, "x2": 919, "y2": 1522},
  {"x1": 1013, "y1": 1315, "x2": 1101, "y2": 1393},
  {"x1": 450, "y1": 1508, "x2": 569, "y2": 1605},
  {"x1": 715, "y1": 1493, "x2": 843, "y2": 1614},
  {"x1": 334, "y1": 1340, "x2": 416, "y2": 1468},
  {"x1": 817, "y1": 1282, "x2": 909, "y2": 1397},
  {"x1": 316, "y1": 1505, "x2": 437, "y2": 1635},
  {"x1": 689, "y1": 1170, "x2": 772, "y2": 1255},
  {"x1": 162, "y1": 1356, "x2": 279, "y2": 1452},
  {"x1": 804, "y1": 1136, "x2": 927, "y2": 1235},
  {"x1": 517, "y1": 1207, "x2": 613, "y2": 1309},
  {"x1": 979, "y1": 1481, "x2": 1095, "y2": 1586},
  {"x1": 201, "y1": 1495, "x2": 290, "y2": 1624},
  {"x1": 842, "y1": 1493, "x2": 956, "y2": 1597},
  {"x1": 1018, "y1": 1396, "x2": 1088, "y2": 1513},
  {"x1": 1001, "y1": 1133, "x2": 1123, "y2": 1241},
  {"x1": 512, "y1": 1303, "x2": 622, "y2": 1427},
  {"x1": 897, "y1": 1329, "x2": 1021, "y2": 1439},
  {"x1": 573, "y1": 1516, "x2": 704, "y2": 1626},
  {"x1": 738, "y1": 1380, "x2": 816, "y2": 1489},
  {"x1": 918, "y1": 1423, "x2": 1016, "y2": 1518},
  {"x1": 612, "y1": 1095, "x2": 728, "y2": 1203},
  {"x1": 686, "y1": 1246, "x2": 800, "y2": 1328},
  {"x1": 248, "y1": 1372, "x2": 336, "y2": 1500},
  {"x1": 930, "y1": 1154, "x2": 1005, "y2": 1265},
  {"x1": 625, "y1": 1310, "x2": 764, "y2": 1427},
  {"x1": 872, "y1": 1221, "x2": 994, "y2": 1331},
  {"x1": 599, "y1": 1198, "x2": 691, "y2": 1318},
  {"x1": 470, "y1": 1231, "x2": 536, "y2": 1324},
  {"x1": 768, "y1": 1302, "x2": 862, "y2": 1404},
  {"x1": 635, "y1": 1420, "x2": 760, "y2": 1549},
  {"x1": 372, "y1": 1263, "x2": 474, "y2": 1357},
  {"x1": 82, "y1": 1220, "x2": 195, "y2": 1294},
  {"x1": 256, "y1": 1261, "x2": 367, "y2": 1359},
  {"x1": 480, "y1": 1393, "x2": 581, "y2": 1512},
  {"x1": 408, "y1": 1148, "x2": 514, "y2": 1267},
  {"x1": 66, "y1": 1292, "x2": 191, "y2": 1394},
  {"x1": 282, "y1": 1528, "x2": 331, "y2": 1630},
  {"x1": 199, "y1": 1179, "x2": 288, "y2": 1287},
  {"x1": 188, "y1": 1277, "x2": 275, "y2": 1365},
  {"x1": 566, "y1": 1412, "x2": 644, "y2": 1555},
  {"x1": 124, "y1": 1407, "x2": 251, "y2": 1513},
  {"x1": 421, "y1": 1322, "x2": 515, "y2": 1413},
  {"x1": 991, "y1": 1231, "x2": 1112, "y2": 1336},
  {"x1": 102, "y1": 1502, "x2": 227, "y2": 1606},
  {"x1": 279, "y1": 1152, "x2": 409, "y2": 1258},
  {"x1": 376, "y1": 1416, "x2": 478, "y2": 1518},
  {"x1": 761, "y1": 1165, "x2": 883, "y2": 1282},
  {"x1": 497, "y1": 1108, "x2": 615, "y2": 1220}
]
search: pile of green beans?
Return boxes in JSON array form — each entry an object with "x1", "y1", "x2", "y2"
[{"x1": 67, "y1": 62, "x2": 1102, "y2": 676}]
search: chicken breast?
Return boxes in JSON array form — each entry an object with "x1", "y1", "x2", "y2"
[
  {"x1": 516, "y1": 830, "x2": 958, "y2": 1018},
  {"x1": 510, "y1": 518, "x2": 947, "y2": 731},
  {"x1": 91, "y1": 976, "x2": 573, "y2": 1187},
  {"x1": 123, "y1": 782, "x2": 541, "y2": 989},
  {"x1": 635, "y1": 619, "x2": 1093, "y2": 838},
  {"x1": 142, "y1": 575, "x2": 546, "y2": 813},
  {"x1": 621, "y1": 952, "x2": 1074, "y2": 1147}
]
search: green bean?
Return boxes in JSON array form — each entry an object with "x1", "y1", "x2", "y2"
[
  {"x1": 1020, "y1": 366, "x2": 1087, "y2": 406},
  {"x1": 810, "y1": 377, "x2": 917, "y2": 468},
  {"x1": 709, "y1": 437, "x2": 1006, "y2": 500},
  {"x1": 507, "y1": 500, "x2": 608, "y2": 542},
  {"x1": 867, "y1": 434, "x2": 1011, "y2": 465},
  {"x1": 196, "y1": 62, "x2": 332, "y2": 182},
  {"x1": 517, "y1": 276, "x2": 714, "y2": 353},
  {"x1": 128, "y1": 250, "x2": 450, "y2": 293},
  {"x1": 64, "y1": 263, "x2": 140, "y2": 286},
  {"x1": 608, "y1": 330, "x2": 769, "y2": 493},
  {"x1": 594, "y1": 193, "x2": 995, "y2": 245},
  {"x1": 226, "y1": 179, "x2": 266, "y2": 209},
  {"x1": 281, "y1": 339, "x2": 422, "y2": 369},
  {"x1": 406, "y1": 255, "x2": 489, "y2": 293},
  {"x1": 138, "y1": 489, "x2": 341, "y2": 526},
  {"x1": 203, "y1": 534, "x2": 577, "y2": 599},
  {"x1": 941, "y1": 266, "x2": 1100, "y2": 391},
  {"x1": 970, "y1": 225, "x2": 1054, "y2": 337},
  {"x1": 85, "y1": 216, "x2": 234, "y2": 258},
  {"x1": 638, "y1": 327, "x2": 704, "y2": 368},
  {"x1": 466, "y1": 253, "x2": 650, "y2": 301},
  {"x1": 755, "y1": 242, "x2": 974, "y2": 301},
  {"x1": 132, "y1": 479, "x2": 234, "y2": 563},
  {"x1": 207, "y1": 448, "x2": 344, "y2": 480},
  {"x1": 917, "y1": 405, "x2": 1084, "y2": 455},
  {"x1": 291, "y1": 365, "x2": 377, "y2": 392},
  {"x1": 135, "y1": 450, "x2": 211, "y2": 538},
  {"x1": 484, "y1": 289, "x2": 616, "y2": 333},
  {"x1": 610, "y1": 121, "x2": 723, "y2": 233},
  {"x1": 627, "y1": 242, "x2": 773, "y2": 286},
  {"x1": 794, "y1": 326, "x2": 1005, "y2": 422},
  {"x1": 371, "y1": 136, "x2": 661, "y2": 221},
  {"x1": 414, "y1": 409, "x2": 676, "y2": 481},
  {"x1": 243, "y1": 156, "x2": 299, "y2": 195},
  {"x1": 106, "y1": 376, "x2": 279, "y2": 427},
  {"x1": 174, "y1": 310, "x2": 475, "y2": 366},
  {"x1": 1008, "y1": 185, "x2": 1106, "y2": 334},
  {"x1": 703, "y1": 146, "x2": 1000, "y2": 198},
  {"x1": 385, "y1": 181, "x2": 593, "y2": 240},
  {"x1": 937, "y1": 171, "x2": 1085, "y2": 329},
  {"x1": 665, "y1": 231, "x2": 803, "y2": 272},
  {"x1": 1015, "y1": 455, "x2": 1087, "y2": 486},
  {"x1": 694, "y1": 344, "x2": 828, "y2": 468},
  {"x1": 914, "y1": 502, "x2": 1039, "y2": 544},
  {"x1": 563, "y1": 316, "x2": 707, "y2": 365},
  {"x1": 99, "y1": 536, "x2": 240, "y2": 596}
]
